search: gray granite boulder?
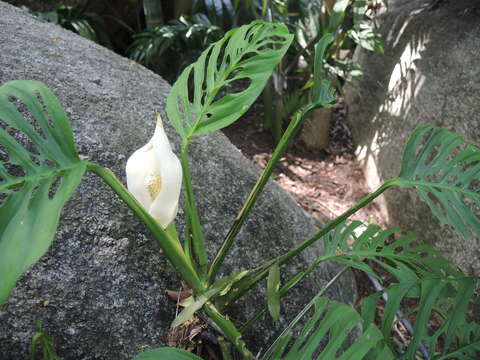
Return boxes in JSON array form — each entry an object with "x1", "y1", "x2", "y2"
[
  {"x1": 0, "y1": 2, "x2": 356, "y2": 359},
  {"x1": 346, "y1": 0, "x2": 480, "y2": 274},
  {"x1": 4, "y1": 0, "x2": 89, "y2": 12}
]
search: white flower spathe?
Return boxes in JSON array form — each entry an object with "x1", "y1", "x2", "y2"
[{"x1": 126, "y1": 114, "x2": 182, "y2": 229}]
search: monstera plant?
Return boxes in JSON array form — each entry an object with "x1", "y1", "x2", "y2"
[{"x1": 1, "y1": 20, "x2": 479, "y2": 360}]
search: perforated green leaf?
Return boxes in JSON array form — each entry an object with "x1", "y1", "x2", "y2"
[
  {"x1": 0, "y1": 80, "x2": 86, "y2": 305},
  {"x1": 166, "y1": 20, "x2": 293, "y2": 139},
  {"x1": 320, "y1": 221, "x2": 457, "y2": 284},
  {"x1": 397, "y1": 125, "x2": 480, "y2": 239},
  {"x1": 361, "y1": 276, "x2": 480, "y2": 359},
  {"x1": 262, "y1": 297, "x2": 394, "y2": 360}
]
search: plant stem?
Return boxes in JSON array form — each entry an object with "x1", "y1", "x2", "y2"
[
  {"x1": 86, "y1": 162, "x2": 205, "y2": 292},
  {"x1": 221, "y1": 179, "x2": 398, "y2": 308},
  {"x1": 181, "y1": 139, "x2": 208, "y2": 278},
  {"x1": 203, "y1": 302, "x2": 254, "y2": 359},
  {"x1": 208, "y1": 103, "x2": 320, "y2": 283},
  {"x1": 218, "y1": 337, "x2": 233, "y2": 360},
  {"x1": 277, "y1": 179, "x2": 397, "y2": 265}
]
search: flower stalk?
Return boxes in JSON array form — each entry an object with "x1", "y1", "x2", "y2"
[{"x1": 87, "y1": 162, "x2": 204, "y2": 292}]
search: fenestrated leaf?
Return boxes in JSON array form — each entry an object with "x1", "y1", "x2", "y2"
[
  {"x1": 131, "y1": 347, "x2": 204, "y2": 360},
  {"x1": 319, "y1": 221, "x2": 458, "y2": 284},
  {"x1": 0, "y1": 80, "x2": 86, "y2": 305},
  {"x1": 216, "y1": 219, "x2": 455, "y2": 312},
  {"x1": 361, "y1": 276, "x2": 480, "y2": 359},
  {"x1": 396, "y1": 125, "x2": 480, "y2": 239},
  {"x1": 166, "y1": 20, "x2": 293, "y2": 139},
  {"x1": 261, "y1": 297, "x2": 394, "y2": 360}
]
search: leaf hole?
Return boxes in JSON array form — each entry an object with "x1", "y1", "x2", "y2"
[
  {"x1": 9, "y1": 95, "x2": 49, "y2": 141},
  {"x1": 0, "y1": 191, "x2": 7, "y2": 205},
  {"x1": 4, "y1": 163, "x2": 26, "y2": 178},
  {"x1": 30, "y1": 153, "x2": 44, "y2": 167},
  {"x1": 35, "y1": 91, "x2": 56, "y2": 128},
  {"x1": 42, "y1": 158, "x2": 57, "y2": 169},
  {"x1": 216, "y1": 43, "x2": 229, "y2": 73},
  {"x1": 0, "y1": 146, "x2": 8, "y2": 163},
  {"x1": 1, "y1": 103, "x2": 44, "y2": 159},
  {"x1": 256, "y1": 44, "x2": 272, "y2": 52},
  {"x1": 240, "y1": 51, "x2": 258, "y2": 60},
  {"x1": 226, "y1": 68, "x2": 245, "y2": 81},
  {"x1": 187, "y1": 70, "x2": 195, "y2": 104},
  {"x1": 225, "y1": 78, "x2": 252, "y2": 95},
  {"x1": 0, "y1": 143, "x2": 26, "y2": 181},
  {"x1": 244, "y1": 28, "x2": 257, "y2": 43},
  {"x1": 48, "y1": 176, "x2": 63, "y2": 200}
]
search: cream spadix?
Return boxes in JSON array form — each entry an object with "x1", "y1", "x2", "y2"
[{"x1": 126, "y1": 114, "x2": 182, "y2": 229}]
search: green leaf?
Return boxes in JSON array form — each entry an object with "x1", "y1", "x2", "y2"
[
  {"x1": 397, "y1": 125, "x2": 480, "y2": 239},
  {"x1": 320, "y1": 221, "x2": 457, "y2": 284},
  {"x1": 328, "y1": 0, "x2": 350, "y2": 31},
  {"x1": 361, "y1": 276, "x2": 479, "y2": 358},
  {"x1": 352, "y1": 0, "x2": 368, "y2": 28},
  {"x1": 71, "y1": 19, "x2": 98, "y2": 42},
  {"x1": 312, "y1": 33, "x2": 335, "y2": 104},
  {"x1": 171, "y1": 270, "x2": 248, "y2": 328},
  {"x1": 132, "y1": 347, "x2": 204, "y2": 360},
  {"x1": 267, "y1": 262, "x2": 281, "y2": 322},
  {"x1": 166, "y1": 20, "x2": 293, "y2": 139},
  {"x1": 278, "y1": 88, "x2": 307, "y2": 121},
  {"x1": 347, "y1": 22, "x2": 384, "y2": 53},
  {"x1": 262, "y1": 0, "x2": 268, "y2": 16},
  {"x1": 262, "y1": 297, "x2": 394, "y2": 360},
  {"x1": 442, "y1": 277, "x2": 476, "y2": 352},
  {"x1": 0, "y1": 80, "x2": 86, "y2": 305},
  {"x1": 30, "y1": 320, "x2": 61, "y2": 360}
]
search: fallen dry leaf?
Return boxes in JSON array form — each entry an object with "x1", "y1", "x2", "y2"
[{"x1": 167, "y1": 289, "x2": 193, "y2": 301}]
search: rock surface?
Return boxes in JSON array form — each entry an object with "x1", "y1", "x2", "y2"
[
  {"x1": 4, "y1": 0, "x2": 92, "y2": 12},
  {"x1": 346, "y1": 0, "x2": 480, "y2": 274},
  {"x1": 0, "y1": 2, "x2": 356, "y2": 359}
]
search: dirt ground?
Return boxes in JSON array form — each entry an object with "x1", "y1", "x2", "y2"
[{"x1": 222, "y1": 103, "x2": 386, "y2": 228}]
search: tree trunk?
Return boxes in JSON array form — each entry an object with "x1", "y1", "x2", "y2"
[
  {"x1": 143, "y1": 0, "x2": 164, "y2": 29},
  {"x1": 300, "y1": 107, "x2": 332, "y2": 149}
]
